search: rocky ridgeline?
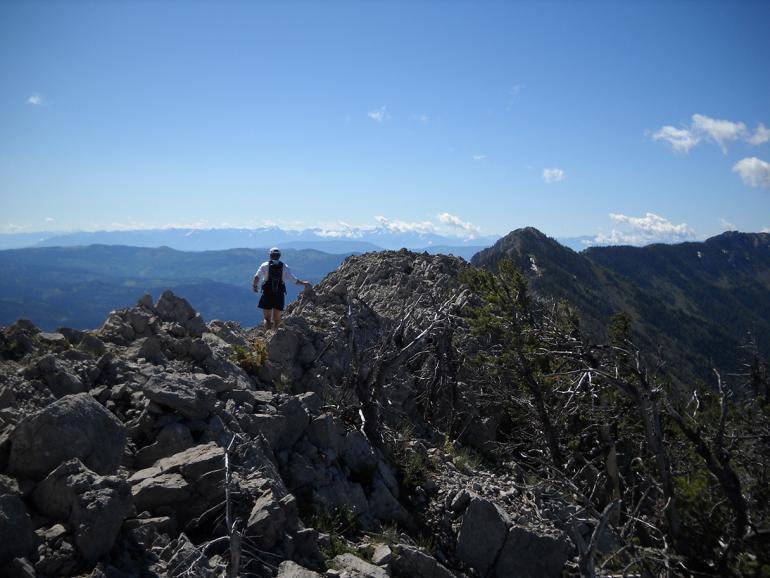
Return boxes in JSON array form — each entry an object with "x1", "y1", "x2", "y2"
[{"x1": 0, "y1": 250, "x2": 574, "y2": 577}]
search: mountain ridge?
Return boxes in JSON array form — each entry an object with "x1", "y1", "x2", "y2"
[{"x1": 472, "y1": 227, "x2": 770, "y2": 380}]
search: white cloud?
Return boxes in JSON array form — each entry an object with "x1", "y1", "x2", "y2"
[
  {"x1": 374, "y1": 215, "x2": 437, "y2": 234},
  {"x1": 748, "y1": 123, "x2": 770, "y2": 146},
  {"x1": 44, "y1": 217, "x2": 55, "y2": 223},
  {"x1": 652, "y1": 114, "x2": 770, "y2": 154},
  {"x1": 437, "y1": 212, "x2": 481, "y2": 239},
  {"x1": 413, "y1": 113, "x2": 430, "y2": 125},
  {"x1": 27, "y1": 94, "x2": 43, "y2": 105},
  {"x1": 691, "y1": 114, "x2": 746, "y2": 154},
  {"x1": 542, "y1": 168, "x2": 566, "y2": 183},
  {"x1": 367, "y1": 106, "x2": 389, "y2": 123},
  {"x1": 1, "y1": 224, "x2": 28, "y2": 233},
  {"x1": 719, "y1": 218, "x2": 736, "y2": 231},
  {"x1": 593, "y1": 212, "x2": 696, "y2": 246},
  {"x1": 315, "y1": 214, "x2": 483, "y2": 241},
  {"x1": 762, "y1": 227, "x2": 770, "y2": 233},
  {"x1": 732, "y1": 157, "x2": 770, "y2": 188},
  {"x1": 472, "y1": 154, "x2": 486, "y2": 161},
  {"x1": 651, "y1": 126, "x2": 700, "y2": 153}
]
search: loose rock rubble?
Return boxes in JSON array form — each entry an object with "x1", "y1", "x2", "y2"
[{"x1": 0, "y1": 252, "x2": 577, "y2": 577}]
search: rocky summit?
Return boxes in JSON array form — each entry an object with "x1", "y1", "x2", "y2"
[{"x1": 0, "y1": 250, "x2": 579, "y2": 577}]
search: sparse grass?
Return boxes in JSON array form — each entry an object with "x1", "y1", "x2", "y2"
[
  {"x1": 308, "y1": 507, "x2": 363, "y2": 562},
  {"x1": 452, "y1": 447, "x2": 482, "y2": 474},
  {"x1": 388, "y1": 423, "x2": 431, "y2": 489},
  {"x1": 229, "y1": 337, "x2": 267, "y2": 375}
]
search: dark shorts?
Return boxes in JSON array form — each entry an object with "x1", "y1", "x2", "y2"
[{"x1": 258, "y1": 290, "x2": 285, "y2": 311}]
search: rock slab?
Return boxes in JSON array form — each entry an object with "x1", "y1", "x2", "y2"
[{"x1": 8, "y1": 393, "x2": 126, "y2": 480}]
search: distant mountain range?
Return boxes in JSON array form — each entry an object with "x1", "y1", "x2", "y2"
[
  {"x1": 0, "y1": 226, "x2": 498, "y2": 256},
  {"x1": 472, "y1": 228, "x2": 770, "y2": 381},
  {"x1": 0, "y1": 246, "x2": 351, "y2": 330}
]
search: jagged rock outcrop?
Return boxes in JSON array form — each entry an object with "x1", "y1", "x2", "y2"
[{"x1": 0, "y1": 252, "x2": 577, "y2": 577}]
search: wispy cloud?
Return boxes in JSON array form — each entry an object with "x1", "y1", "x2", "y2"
[
  {"x1": 437, "y1": 212, "x2": 482, "y2": 239},
  {"x1": 651, "y1": 125, "x2": 700, "y2": 153},
  {"x1": 44, "y1": 217, "x2": 55, "y2": 223},
  {"x1": 691, "y1": 114, "x2": 746, "y2": 154},
  {"x1": 26, "y1": 94, "x2": 44, "y2": 105},
  {"x1": 719, "y1": 218, "x2": 737, "y2": 231},
  {"x1": 506, "y1": 83, "x2": 522, "y2": 109},
  {"x1": 747, "y1": 123, "x2": 770, "y2": 146},
  {"x1": 367, "y1": 106, "x2": 389, "y2": 123},
  {"x1": 472, "y1": 154, "x2": 486, "y2": 161},
  {"x1": 542, "y1": 168, "x2": 566, "y2": 184},
  {"x1": 591, "y1": 212, "x2": 696, "y2": 246},
  {"x1": 651, "y1": 114, "x2": 769, "y2": 154},
  {"x1": 732, "y1": 157, "x2": 770, "y2": 189},
  {"x1": 413, "y1": 113, "x2": 430, "y2": 125},
  {"x1": 1, "y1": 224, "x2": 29, "y2": 233}
]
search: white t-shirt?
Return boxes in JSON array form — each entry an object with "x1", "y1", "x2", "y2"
[{"x1": 253, "y1": 260, "x2": 299, "y2": 288}]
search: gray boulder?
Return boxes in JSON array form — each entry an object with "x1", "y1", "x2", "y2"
[
  {"x1": 493, "y1": 526, "x2": 570, "y2": 578},
  {"x1": 392, "y1": 544, "x2": 454, "y2": 578},
  {"x1": 134, "y1": 422, "x2": 194, "y2": 469},
  {"x1": 26, "y1": 353, "x2": 85, "y2": 398},
  {"x1": 243, "y1": 397, "x2": 309, "y2": 451},
  {"x1": 126, "y1": 336, "x2": 166, "y2": 364},
  {"x1": 246, "y1": 489, "x2": 298, "y2": 550},
  {"x1": 276, "y1": 561, "x2": 323, "y2": 578},
  {"x1": 331, "y1": 553, "x2": 389, "y2": 578},
  {"x1": 32, "y1": 459, "x2": 132, "y2": 561},
  {"x1": 8, "y1": 392, "x2": 126, "y2": 480},
  {"x1": 456, "y1": 497, "x2": 510, "y2": 576},
  {"x1": 340, "y1": 430, "x2": 378, "y2": 476},
  {"x1": 0, "y1": 494, "x2": 35, "y2": 565},
  {"x1": 129, "y1": 443, "x2": 225, "y2": 525},
  {"x1": 143, "y1": 373, "x2": 216, "y2": 419},
  {"x1": 154, "y1": 291, "x2": 206, "y2": 337},
  {"x1": 131, "y1": 473, "x2": 191, "y2": 513}
]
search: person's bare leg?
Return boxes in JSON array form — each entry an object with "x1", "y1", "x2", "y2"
[
  {"x1": 273, "y1": 309, "x2": 282, "y2": 329},
  {"x1": 262, "y1": 309, "x2": 272, "y2": 330}
]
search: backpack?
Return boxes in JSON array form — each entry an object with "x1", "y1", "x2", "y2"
[{"x1": 266, "y1": 261, "x2": 286, "y2": 294}]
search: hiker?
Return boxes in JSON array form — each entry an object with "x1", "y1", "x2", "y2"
[{"x1": 253, "y1": 247, "x2": 311, "y2": 330}]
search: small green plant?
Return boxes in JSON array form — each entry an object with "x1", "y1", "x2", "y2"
[
  {"x1": 452, "y1": 447, "x2": 482, "y2": 474},
  {"x1": 309, "y1": 507, "x2": 361, "y2": 563},
  {"x1": 442, "y1": 435, "x2": 482, "y2": 474},
  {"x1": 229, "y1": 337, "x2": 267, "y2": 375},
  {"x1": 388, "y1": 423, "x2": 430, "y2": 489}
]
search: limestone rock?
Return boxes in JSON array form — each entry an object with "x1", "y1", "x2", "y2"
[
  {"x1": 33, "y1": 459, "x2": 132, "y2": 561},
  {"x1": 276, "y1": 561, "x2": 323, "y2": 578},
  {"x1": 132, "y1": 472, "x2": 191, "y2": 513},
  {"x1": 371, "y1": 543, "x2": 392, "y2": 566},
  {"x1": 8, "y1": 392, "x2": 126, "y2": 480},
  {"x1": 143, "y1": 373, "x2": 216, "y2": 419},
  {"x1": 134, "y1": 422, "x2": 194, "y2": 469},
  {"x1": 493, "y1": 526, "x2": 570, "y2": 578},
  {"x1": 0, "y1": 494, "x2": 35, "y2": 565},
  {"x1": 340, "y1": 430, "x2": 378, "y2": 476},
  {"x1": 331, "y1": 553, "x2": 389, "y2": 578},
  {"x1": 456, "y1": 497, "x2": 510, "y2": 576},
  {"x1": 26, "y1": 353, "x2": 85, "y2": 398},
  {"x1": 392, "y1": 544, "x2": 453, "y2": 578}
]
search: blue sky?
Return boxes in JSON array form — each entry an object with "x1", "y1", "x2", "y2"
[{"x1": 1, "y1": 0, "x2": 769, "y2": 244}]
